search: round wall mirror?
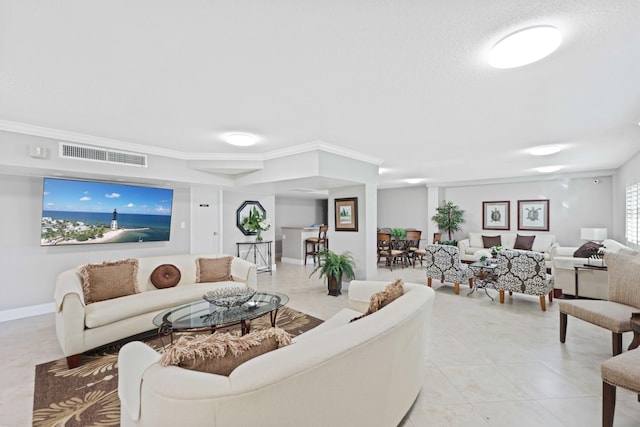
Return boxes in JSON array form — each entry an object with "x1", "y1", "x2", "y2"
[{"x1": 236, "y1": 200, "x2": 266, "y2": 235}]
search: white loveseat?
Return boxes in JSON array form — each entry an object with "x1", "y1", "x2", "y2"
[
  {"x1": 551, "y1": 239, "x2": 638, "y2": 299},
  {"x1": 55, "y1": 253, "x2": 257, "y2": 368},
  {"x1": 457, "y1": 232, "x2": 558, "y2": 268},
  {"x1": 117, "y1": 280, "x2": 435, "y2": 427}
]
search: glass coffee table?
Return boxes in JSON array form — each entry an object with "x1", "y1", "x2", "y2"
[{"x1": 153, "y1": 291, "x2": 289, "y2": 342}]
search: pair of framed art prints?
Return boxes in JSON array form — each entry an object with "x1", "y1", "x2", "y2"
[{"x1": 482, "y1": 199, "x2": 549, "y2": 231}]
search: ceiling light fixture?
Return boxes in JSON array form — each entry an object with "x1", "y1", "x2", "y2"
[
  {"x1": 528, "y1": 145, "x2": 562, "y2": 156},
  {"x1": 405, "y1": 178, "x2": 423, "y2": 184},
  {"x1": 224, "y1": 133, "x2": 258, "y2": 147},
  {"x1": 489, "y1": 25, "x2": 562, "y2": 69},
  {"x1": 535, "y1": 165, "x2": 563, "y2": 173}
]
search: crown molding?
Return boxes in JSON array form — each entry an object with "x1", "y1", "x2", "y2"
[{"x1": 0, "y1": 120, "x2": 382, "y2": 166}]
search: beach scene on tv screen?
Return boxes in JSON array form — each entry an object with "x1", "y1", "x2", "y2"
[{"x1": 41, "y1": 178, "x2": 173, "y2": 246}]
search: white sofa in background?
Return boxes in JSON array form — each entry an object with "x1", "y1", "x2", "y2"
[
  {"x1": 457, "y1": 232, "x2": 558, "y2": 268},
  {"x1": 551, "y1": 239, "x2": 638, "y2": 299},
  {"x1": 117, "y1": 280, "x2": 435, "y2": 427},
  {"x1": 55, "y1": 253, "x2": 257, "y2": 368}
]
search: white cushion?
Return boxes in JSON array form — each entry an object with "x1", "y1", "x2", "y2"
[{"x1": 85, "y1": 281, "x2": 241, "y2": 328}]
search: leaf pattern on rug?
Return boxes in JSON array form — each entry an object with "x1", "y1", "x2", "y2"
[
  {"x1": 32, "y1": 389, "x2": 119, "y2": 427},
  {"x1": 33, "y1": 306, "x2": 323, "y2": 425}
]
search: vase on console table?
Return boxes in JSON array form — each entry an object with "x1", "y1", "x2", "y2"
[{"x1": 255, "y1": 230, "x2": 263, "y2": 242}]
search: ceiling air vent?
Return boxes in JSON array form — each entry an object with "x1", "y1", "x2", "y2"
[{"x1": 59, "y1": 142, "x2": 147, "y2": 167}]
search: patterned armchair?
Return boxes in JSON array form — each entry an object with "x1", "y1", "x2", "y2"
[
  {"x1": 424, "y1": 244, "x2": 474, "y2": 295},
  {"x1": 494, "y1": 249, "x2": 554, "y2": 311}
]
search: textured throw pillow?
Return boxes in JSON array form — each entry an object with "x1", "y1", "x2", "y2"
[
  {"x1": 150, "y1": 264, "x2": 181, "y2": 289},
  {"x1": 196, "y1": 256, "x2": 233, "y2": 283},
  {"x1": 514, "y1": 234, "x2": 536, "y2": 251},
  {"x1": 351, "y1": 279, "x2": 404, "y2": 322},
  {"x1": 482, "y1": 235, "x2": 502, "y2": 248},
  {"x1": 573, "y1": 241, "x2": 603, "y2": 258},
  {"x1": 160, "y1": 327, "x2": 293, "y2": 376},
  {"x1": 80, "y1": 259, "x2": 138, "y2": 304}
]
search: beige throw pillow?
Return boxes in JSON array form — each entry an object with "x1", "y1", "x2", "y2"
[
  {"x1": 196, "y1": 256, "x2": 233, "y2": 283},
  {"x1": 160, "y1": 327, "x2": 293, "y2": 376},
  {"x1": 351, "y1": 279, "x2": 404, "y2": 322},
  {"x1": 79, "y1": 259, "x2": 139, "y2": 304}
]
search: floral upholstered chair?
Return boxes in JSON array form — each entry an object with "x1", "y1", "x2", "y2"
[
  {"x1": 424, "y1": 244, "x2": 474, "y2": 295},
  {"x1": 494, "y1": 249, "x2": 553, "y2": 311}
]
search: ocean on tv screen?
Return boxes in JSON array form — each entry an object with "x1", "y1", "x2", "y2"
[{"x1": 41, "y1": 210, "x2": 171, "y2": 246}]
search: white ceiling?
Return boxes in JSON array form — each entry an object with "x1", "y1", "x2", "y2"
[{"x1": 1, "y1": 1, "x2": 639, "y2": 192}]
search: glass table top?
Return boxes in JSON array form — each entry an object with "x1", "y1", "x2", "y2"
[{"x1": 153, "y1": 291, "x2": 289, "y2": 330}]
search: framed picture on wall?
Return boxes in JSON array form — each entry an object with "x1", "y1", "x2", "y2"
[
  {"x1": 334, "y1": 197, "x2": 358, "y2": 231},
  {"x1": 518, "y1": 199, "x2": 549, "y2": 231},
  {"x1": 482, "y1": 201, "x2": 510, "y2": 230}
]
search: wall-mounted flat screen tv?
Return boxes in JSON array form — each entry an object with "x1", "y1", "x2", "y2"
[{"x1": 41, "y1": 177, "x2": 173, "y2": 246}]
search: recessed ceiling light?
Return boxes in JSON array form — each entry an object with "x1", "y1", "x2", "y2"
[
  {"x1": 489, "y1": 26, "x2": 562, "y2": 69},
  {"x1": 528, "y1": 145, "x2": 562, "y2": 156},
  {"x1": 405, "y1": 178, "x2": 423, "y2": 184},
  {"x1": 224, "y1": 133, "x2": 258, "y2": 147},
  {"x1": 535, "y1": 165, "x2": 563, "y2": 173},
  {"x1": 379, "y1": 167, "x2": 390, "y2": 174}
]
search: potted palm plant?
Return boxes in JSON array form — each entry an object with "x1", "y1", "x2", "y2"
[{"x1": 309, "y1": 250, "x2": 356, "y2": 296}]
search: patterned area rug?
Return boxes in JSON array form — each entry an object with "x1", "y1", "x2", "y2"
[{"x1": 32, "y1": 306, "x2": 323, "y2": 426}]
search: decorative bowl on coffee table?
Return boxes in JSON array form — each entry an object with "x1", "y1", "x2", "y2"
[{"x1": 203, "y1": 287, "x2": 256, "y2": 309}]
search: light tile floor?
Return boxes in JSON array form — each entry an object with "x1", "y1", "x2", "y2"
[{"x1": 2, "y1": 262, "x2": 640, "y2": 426}]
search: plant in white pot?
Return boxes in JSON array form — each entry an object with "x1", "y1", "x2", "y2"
[{"x1": 309, "y1": 250, "x2": 356, "y2": 296}]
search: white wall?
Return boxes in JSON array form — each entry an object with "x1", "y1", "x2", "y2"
[
  {"x1": 328, "y1": 184, "x2": 376, "y2": 280},
  {"x1": 0, "y1": 174, "x2": 191, "y2": 312},
  {"x1": 440, "y1": 176, "x2": 613, "y2": 246},
  {"x1": 377, "y1": 186, "x2": 428, "y2": 231}
]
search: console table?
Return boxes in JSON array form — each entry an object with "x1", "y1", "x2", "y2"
[
  {"x1": 237, "y1": 241, "x2": 273, "y2": 275},
  {"x1": 573, "y1": 264, "x2": 607, "y2": 298}
]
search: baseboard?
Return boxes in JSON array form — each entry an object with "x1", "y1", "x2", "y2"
[
  {"x1": 281, "y1": 257, "x2": 305, "y2": 265},
  {"x1": 0, "y1": 302, "x2": 55, "y2": 323}
]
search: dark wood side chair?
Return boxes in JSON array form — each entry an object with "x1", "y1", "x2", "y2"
[
  {"x1": 304, "y1": 225, "x2": 328, "y2": 265},
  {"x1": 377, "y1": 232, "x2": 403, "y2": 271}
]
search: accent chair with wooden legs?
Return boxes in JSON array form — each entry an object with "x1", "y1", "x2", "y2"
[
  {"x1": 601, "y1": 348, "x2": 640, "y2": 427},
  {"x1": 424, "y1": 244, "x2": 473, "y2": 295},
  {"x1": 559, "y1": 252, "x2": 640, "y2": 356},
  {"x1": 494, "y1": 249, "x2": 554, "y2": 311}
]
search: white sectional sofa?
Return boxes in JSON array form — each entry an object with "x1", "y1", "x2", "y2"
[
  {"x1": 117, "y1": 280, "x2": 435, "y2": 427},
  {"x1": 551, "y1": 239, "x2": 638, "y2": 299},
  {"x1": 55, "y1": 253, "x2": 257, "y2": 368},
  {"x1": 457, "y1": 232, "x2": 558, "y2": 268}
]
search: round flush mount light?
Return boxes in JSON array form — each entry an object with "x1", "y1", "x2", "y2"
[
  {"x1": 534, "y1": 165, "x2": 563, "y2": 173},
  {"x1": 528, "y1": 144, "x2": 562, "y2": 156},
  {"x1": 489, "y1": 26, "x2": 562, "y2": 69},
  {"x1": 224, "y1": 133, "x2": 258, "y2": 147},
  {"x1": 405, "y1": 178, "x2": 423, "y2": 184}
]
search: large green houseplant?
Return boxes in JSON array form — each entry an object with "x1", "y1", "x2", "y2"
[
  {"x1": 309, "y1": 250, "x2": 356, "y2": 296},
  {"x1": 431, "y1": 200, "x2": 465, "y2": 245}
]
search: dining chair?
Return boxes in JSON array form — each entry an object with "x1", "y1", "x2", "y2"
[
  {"x1": 304, "y1": 224, "x2": 328, "y2": 265},
  {"x1": 377, "y1": 232, "x2": 403, "y2": 271},
  {"x1": 494, "y1": 249, "x2": 553, "y2": 311},
  {"x1": 404, "y1": 230, "x2": 422, "y2": 267},
  {"x1": 424, "y1": 244, "x2": 473, "y2": 294}
]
